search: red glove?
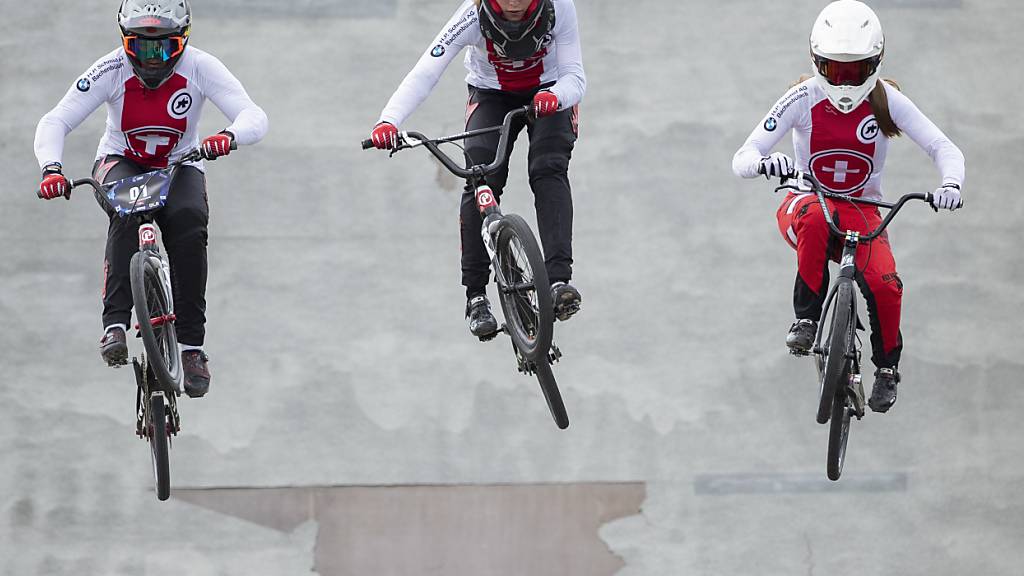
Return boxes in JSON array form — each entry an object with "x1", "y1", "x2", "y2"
[
  {"x1": 201, "y1": 133, "x2": 233, "y2": 160},
  {"x1": 39, "y1": 165, "x2": 69, "y2": 200},
  {"x1": 371, "y1": 122, "x2": 399, "y2": 150},
  {"x1": 532, "y1": 91, "x2": 559, "y2": 117}
]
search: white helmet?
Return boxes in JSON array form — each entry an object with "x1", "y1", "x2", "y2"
[{"x1": 809, "y1": 0, "x2": 884, "y2": 113}]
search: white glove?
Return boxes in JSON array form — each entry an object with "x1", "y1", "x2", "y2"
[
  {"x1": 759, "y1": 152, "x2": 795, "y2": 180},
  {"x1": 931, "y1": 184, "x2": 962, "y2": 211}
]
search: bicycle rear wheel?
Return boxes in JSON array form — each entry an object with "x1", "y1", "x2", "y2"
[
  {"x1": 534, "y1": 357, "x2": 569, "y2": 429},
  {"x1": 149, "y1": 392, "x2": 171, "y2": 501},
  {"x1": 826, "y1": 384, "x2": 852, "y2": 481},
  {"x1": 494, "y1": 214, "x2": 554, "y2": 361},
  {"x1": 817, "y1": 281, "x2": 854, "y2": 424},
  {"x1": 131, "y1": 251, "x2": 182, "y2": 394}
]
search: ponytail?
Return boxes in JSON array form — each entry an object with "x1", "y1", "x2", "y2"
[
  {"x1": 869, "y1": 78, "x2": 902, "y2": 138},
  {"x1": 790, "y1": 73, "x2": 813, "y2": 89}
]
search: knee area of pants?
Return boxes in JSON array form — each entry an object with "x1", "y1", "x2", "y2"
[
  {"x1": 861, "y1": 276, "x2": 903, "y2": 305},
  {"x1": 528, "y1": 150, "x2": 570, "y2": 177},
  {"x1": 164, "y1": 203, "x2": 208, "y2": 226},
  {"x1": 875, "y1": 279, "x2": 904, "y2": 302},
  {"x1": 162, "y1": 227, "x2": 208, "y2": 248},
  {"x1": 465, "y1": 147, "x2": 498, "y2": 168}
]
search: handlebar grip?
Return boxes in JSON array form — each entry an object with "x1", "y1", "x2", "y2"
[
  {"x1": 361, "y1": 139, "x2": 375, "y2": 150},
  {"x1": 230, "y1": 141, "x2": 238, "y2": 151},
  {"x1": 37, "y1": 180, "x2": 75, "y2": 200},
  {"x1": 37, "y1": 189, "x2": 73, "y2": 200}
]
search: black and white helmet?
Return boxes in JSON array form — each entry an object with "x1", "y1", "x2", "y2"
[
  {"x1": 478, "y1": 0, "x2": 555, "y2": 61},
  {"x1": 117, "y1": 0, "x2": 192, "y2": 89}
]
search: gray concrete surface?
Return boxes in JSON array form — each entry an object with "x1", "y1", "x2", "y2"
[
  {"x1": 2, "y1": 0, "x2": 1022, "y2": 574},
  {"x1": 174, "y1": 483, "x2": 645, "y2": 575}
]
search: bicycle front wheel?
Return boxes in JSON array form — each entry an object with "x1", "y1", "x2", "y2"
[
  {"x1": 131, "y1": 251, "x2": 182, "y2": 394},
  {"x1": 826, "y1": 387, "x2": 852, "y2": 481},
  {"x1": 817, "y1": 281, "x2": 854, "y2": 424},
  {"x1": 494, "y1": 214, "x2": 554, "y2": 361},
  {"x1": 149, "y1": 392, "x2": 171, "y2": 501},
  {"x1": 534, "y1": 358, "x2": 569, "y2": 430}
]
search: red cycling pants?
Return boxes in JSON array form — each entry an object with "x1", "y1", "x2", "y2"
[{"x1": 776, "y1": 192, "x2": 903, "y2": 369}]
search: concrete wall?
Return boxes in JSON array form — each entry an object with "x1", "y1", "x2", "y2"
[{"x1": 1, "y1": 1, "x2": 1021, "y2": 574}]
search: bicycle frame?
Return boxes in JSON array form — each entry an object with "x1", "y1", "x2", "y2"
[
  {"x1": 68, "y1": 152, "x2": 204, "y2": 328},
  {"x1": 777, "y1": 171, "x2": 932, "y2": 357},
  {"x1": 362, "y1": 110, "x2": 567, "y2": 427}
]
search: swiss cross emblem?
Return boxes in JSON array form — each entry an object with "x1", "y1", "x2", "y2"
[
  {"x1": 809, "y1": 150, "x2": 874, "y2": 194},
  {"x1": 124, "y1": 127, "x2": 183, "y2": 160}
]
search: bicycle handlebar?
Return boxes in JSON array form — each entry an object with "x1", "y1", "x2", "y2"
[
  {"x1": 361, "y1": 106, "x2": 532, "y2": 180},
  {"x1": 773, "y1": 170, "x2": 932, "y2": 241},
  {"x1": 37, "y1": 143, "x2": 236, "y2": 200}
]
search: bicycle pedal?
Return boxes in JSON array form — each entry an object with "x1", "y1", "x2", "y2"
[
  {"x1": 788, "y1": 348, "x2": 811, "y2": 357},
  {"x1": 554, "y1": 305, "x2": 580, "y2": 322},
  {"x1": 477, "y1": 332, "x2": 499, "y2": 343},
  {"x1": 516, "y1": 359, "x2": 532, "y2": 375},
  {"x1": 548, "y1": 345, "x2": 563, "y2": 364}
]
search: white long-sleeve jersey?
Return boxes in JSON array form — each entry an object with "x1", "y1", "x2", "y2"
[
  {"x1": 378, "y1": 0, "x2": 586, "y2": 127},
  {"x1": 35, "y1": 46, "x2": 268, "y2": 171},
  {"x1": 733, "y1": 78, "x2": 964, "y2": 201}
]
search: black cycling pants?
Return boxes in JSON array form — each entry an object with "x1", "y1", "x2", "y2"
[
  {"x1": 460, "y1": 85, "x2": 577, "y2": 296},
  {"x1": 93, "y1": 155, "x2": 209, "y2": 347}
]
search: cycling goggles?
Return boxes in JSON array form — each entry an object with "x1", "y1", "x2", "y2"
[
  {"x1": 123, "y1": 35, "x2": 186, "y2": 62},
  {"x1": 814, "y1": 55, "x2": 881, "y2": 87}
]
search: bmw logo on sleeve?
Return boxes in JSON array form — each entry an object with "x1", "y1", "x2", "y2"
[
  {"x1": 431, "y1": 45, "x2": 446, "y2": 57},
  {"x1": 764, "y1": 117, "x2": 778, "y2": 132},
  {"x1": 77, "y1": 78, "x2": 91, "y2": 92}
]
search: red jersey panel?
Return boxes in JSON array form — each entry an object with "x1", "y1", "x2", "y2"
[{"x1": 120, "y1": 74, "x2": 190, "y2": 168}]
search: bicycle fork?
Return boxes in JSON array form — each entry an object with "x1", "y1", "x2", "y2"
[
  {"x1": 475, "y1": 184, "x2": 502, "y2": 262},
  {"x1": 138, "y1": 223, "x2": 176, "y2": 322},
  {"x1": 832, "y1": 232, "x2": 867, "y2": 418}
]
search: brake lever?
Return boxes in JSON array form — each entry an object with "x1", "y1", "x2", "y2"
[
  {"x1": 793, "y1": 170, "x2": 813, "y2": 192},
  {"x1": 525, "y1": 106, "x2": 539, "y2": 125},
  {"x1": 773, "y1": 170, "x2": 811, "y2": 194}
]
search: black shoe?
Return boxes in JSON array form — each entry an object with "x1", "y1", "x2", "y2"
[
  {"x1": 868, "y1": 367, "x2": 899, "y2": 413},
  {"x1": 466, "y1": 295, "x2": 499, "y2": 340},
  {"x1": 182, "y1": 350, "x2": 211, "y2": 398},
  {"x1": 551, "y1": 282, "x2": 581, "y2": 321},
  {"x1": 100, "y1": 327, "x2": 128, "y2": 367},
  {"x1": 786, "y1": 319, "x2": 817, "y2": 355}
]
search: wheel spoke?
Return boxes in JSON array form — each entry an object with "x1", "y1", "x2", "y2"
[
  {"x1": 504, "y1": 236, "x2": 541, "y2": 338},
  {"x1": 142, "y1": 263, "x2": 178, "y2": 375}
]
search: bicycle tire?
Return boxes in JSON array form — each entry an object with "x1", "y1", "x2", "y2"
[
  {"x1": 131, "y1": 251, "x2": 182, "y2": 394},
  {"x1": 817, "y1": 281, "x2": 854, "y2": 424},
  {"x1": 149, "y1": 392, "x2": 171, "y2": 501},
  {"x1": 826, "y1": 386, "x2": 852, "y2": 481},
  {"x1": 494, "y1": 214, "x2": 554, "y2": 361},
  {"x1": 534, "y1": 358, "x2": 569, "y2": 429}
]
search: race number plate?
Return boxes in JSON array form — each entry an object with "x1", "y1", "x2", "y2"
[{"x1": 105, "y1": 170, "x2": 172, "y2": 217}]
